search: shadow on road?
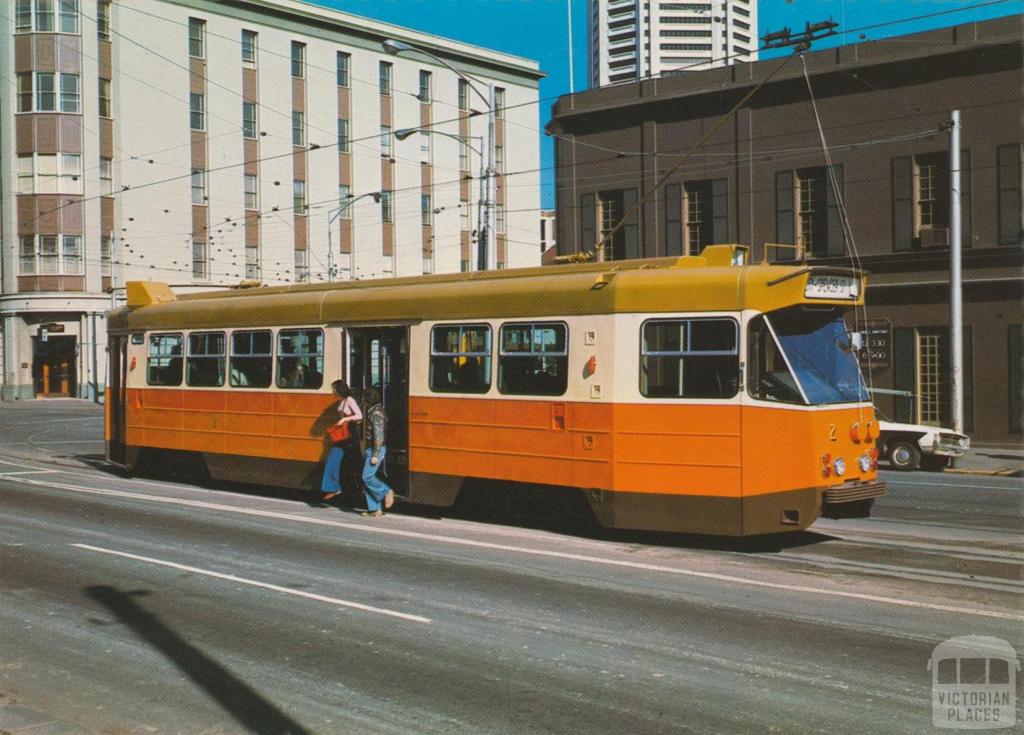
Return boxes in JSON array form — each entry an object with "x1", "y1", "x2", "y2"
[{"x1": 85, "y1": 585, "x2": 311, "y2": 735}]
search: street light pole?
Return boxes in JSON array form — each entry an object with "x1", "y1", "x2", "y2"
[{"x1": 383, "y1": 38, "x2": 496, "y2": 271}]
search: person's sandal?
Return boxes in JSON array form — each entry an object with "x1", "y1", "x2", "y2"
[
  {"x1": 360, "y1": 509, "x2": 384, "y2": 517},
  {"x1": 321, "y1": 492, "x2": 340, "y2": 502}
]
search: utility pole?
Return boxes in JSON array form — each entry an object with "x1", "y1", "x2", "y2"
[
  {"x1": 485, "y1": 82, "x2": 497, "y2": 270},
  {"x1": 567, "y1": 0, "x2": 575, "y2": 95},
  {"x1": 949, "y1": 110, "x2": 964, "y2": 434}
]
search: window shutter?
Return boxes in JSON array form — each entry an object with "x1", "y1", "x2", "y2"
[
  {"x1": 825, "y1": 164, "x2": 845, "y2": 256},
  {"x1": 893, "y1": 327, "x2": 916, "y2": 423},
  {"x1": 622, "y1": 187, "x2": 640, "y2": 260},
  {"x1": 580, "y1": 192, "x2": 596, "y2": 254},
  {"x1": 997, "y1": 144, "x2": 1022, "y2": 247},
  {"x1": 774, "y1": 170, "x2": 794, "y2": 261},
  {"x1": 892, "y1": 156, "x2": 914, "y2": 252},
  {"x1": 664, "y1": 183, "x2": 682, "y2": 256},
  {"x1": 960, "y1": 149, "x2": 972, "y2": 249},
  {"x1": 964, "y1": 324, "x2": 973, "y2": 434},
  {"x1": 712, "y1": 178, "x2": 729, "y2": 244}
]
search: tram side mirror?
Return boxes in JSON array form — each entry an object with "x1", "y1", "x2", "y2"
[{"x1": 836, "y1": 331, "x2": 864, "y2": 353}]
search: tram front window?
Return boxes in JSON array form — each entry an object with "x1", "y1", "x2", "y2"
[{"x1": 748, "y1": 308, "x2": 868, "y2": 405}]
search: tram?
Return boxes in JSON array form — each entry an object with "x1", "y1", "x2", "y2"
[{"x1": 105, "y1": 244, "x2": 885, "y2": 536}]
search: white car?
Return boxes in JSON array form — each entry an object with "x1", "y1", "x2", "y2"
[{"x1": 877, "y1": 419, "x2": 970, "y2": 471}]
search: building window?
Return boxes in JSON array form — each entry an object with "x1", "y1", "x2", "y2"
[
  {"x1": 187, "y1": 332, "x2": 226, "y2": 387},
  {"x1": 495, "y1": 144, "x2": 505, "y2": 174},
  {"x1": 421, "y1": 194, "x2": 432, "y2": 226},
  {"x1": 775, "y1": 166, "x2": 843, "y2": 259},
  {"x1": 338, "y1": 184, "x2": 351, "y2": 219},
  {"x1": 419, "y1": 131, "x2": 431, "y2": 164},
  {"x1": 429, "y1": 324, "x2": 492, "y2": 393},
  {"x1": 100, "y1": 234, "x2": 111, "y2": 277},
  {"x1": 496, "y1": 204, "x2": 506, "y2": 234},
  {"x1": 294, "y1": 249, "x2": 308, "y2": 282},
  {"x1": 494, "y1": 87, "x2": 505, "y2": 118},
  {"x1": 641, "y1": 318, "x2": 739, "y2": 399},
  {"x1": 15, "y1": 0, "x2": 32, "y2": 32},
  {"x1": 244, "y1": 173, "x2": 258, "y2": 210},
  {"x1": 35, "y1": 0, "x2": 54, "y2": 31},
  {"x1": 100, "y1": 157, "x2": 112, "y2": 195},
  {"x1": 291, "y1": 41, "x2": 305, "y2": 78},
  {"x1": 997, "y1": 143, "x2": 1022, "y2": 246},
  {"x1": 16, "y1": 153, "x2": 81, "y2": 194},
  {"x1": 18, "y1": 234, "x2": 83, "y2": 275},
  {"x1": 460, "y1": 198, "x2": 471, "y2": 230},
  {"x1": 918, "y1": 329, "x2": 944, "y2": 426},
  {"x1": 458, "y1": 79, "x2": 469, "y2": 111},
  {"x1": 60, "y1": 72, "x2": 79, "y2": 112},
  {"x1": 418, "y1": 70, "x2": 432, "y2": 102},
  {"x1": 337, "y1": 118, "x2": 350, "y2": 153},
  {"x1": 242, "y1": 102, "x2": 257, "y2": 139},
  {"x1": 59, "y1": 153, "x2": 81, "y2": 193},
  {"x1": 98, "y1": 78, "x2": 111, "y2": 117},
  {"x1": 17, "y1": 74, "x2": 32, "y2": 112},
  {"x1": 59, "y1": 0, "x2": 78, "y2": 33},
  {"x1": 381, "y1": 190, "x2": 393, "y2": 223},
  {"x1": 498, "y1": 322, "x2": 568, "y2": 396},
  {"x1": 336, "y1": 52, "x2": 350, "y2": 87},
  {"x1": 459, "y1": 136, "x2": 470, "y2": 172},
  {"x1": 797, "y1": 167, "x2": 827, "y2": 255},
  {"x1": 380, "y1": 125, "x2": 392, "y2": 158},
  {"x1": 189, "y1": 92, "x2": 205, "y2": 130},
  {"x1": 892, "y1": 153, "x2": 970, "y2": 251},
  {"x1": 245, "y1": 247, "x2": 260, "y2": 281},
  {"x1": 188, "y1": 17, "x2": 205, "y2": 59},
  {"x1": 37, "y1": 72, "x2": 57, "y2": 111},
  {"x1": 192, "y1": 240, "x2": 208, "y2": 280},
  {"x1": 292, "y1": 110, "x2": 305, "y2": 146},
  {"x1": 97, "y1": 0, "x2": 110, "y2": 40},
  {"x1": 293, "y1": 180, "x2": 306, "y2": 215},
  {"x1": 379, "y1": 61, "x2": 392, "y2": 95},
  {"x1": 191, "y1": 170, "x2": 206, "y2": 204},
  {"x1": 241, "y1": 29, "x2": 257, "y2": 66},
  {"x1": 16, "y1": 155, "x2": 33, "y2": 194}
]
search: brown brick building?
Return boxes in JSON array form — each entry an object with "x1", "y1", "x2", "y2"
[{"x1": 547, "y1": 16, "x2": 1023, "y2": 445}]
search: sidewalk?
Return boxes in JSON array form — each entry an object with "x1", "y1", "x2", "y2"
[{"x1": 948, "y1": 444, "x2": 1024, "y2": 477}]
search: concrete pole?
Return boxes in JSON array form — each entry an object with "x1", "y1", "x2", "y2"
[
  {"x1": 327, "y1": 211, "x2": 334, "y2": 283},
  {"x1": 949, "y1": 110, "x2": 964, "y2": 434},
  {"x1": 486, "y1": 82, "x2": 498, "y2": 270}
]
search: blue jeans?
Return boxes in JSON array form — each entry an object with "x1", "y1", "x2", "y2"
[
  {"x1": 321, "y1": 444, "x2": 345, "y2": 494},
  {"x1": 362, "y1": 447, "x2": 391, "y2": 511}
]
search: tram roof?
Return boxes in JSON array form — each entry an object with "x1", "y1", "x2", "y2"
[{"x1": 108, "y1": 245, "x2": 865, "y2": 333}]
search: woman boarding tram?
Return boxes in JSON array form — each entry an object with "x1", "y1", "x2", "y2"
[{"x1": 105, "y1": 244, "x2": 883, "y2": 537}]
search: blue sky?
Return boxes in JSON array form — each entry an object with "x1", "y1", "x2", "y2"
[{"x1": 315, "y1": 0, "x2": 1020, "y2": 208}]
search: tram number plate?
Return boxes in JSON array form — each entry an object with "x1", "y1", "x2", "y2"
[{"x1": 805, "y1": 275, "x2": 859, "y2": 300}]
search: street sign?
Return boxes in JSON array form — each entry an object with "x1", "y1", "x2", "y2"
[{"x1": 859, "y1": 319, "x2": 891, "y2": 369}]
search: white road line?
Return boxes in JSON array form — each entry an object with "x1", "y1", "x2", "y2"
[
  {"x1": 72, "y1": 543, "x2": 431, "y2": 625},
  {"x1": 888, "y1": 479, "x2": 1022, "y2": 492},
  {"x1": 11, "y1": 474, "x2": 1024, "y2": 623},
  {"x1": 0, "y1": 469, "x2": 58, "y2": 477}
]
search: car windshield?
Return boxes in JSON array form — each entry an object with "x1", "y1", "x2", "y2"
[{"x1": 769, "y1": 308, "x2": 870, "y2": 405}]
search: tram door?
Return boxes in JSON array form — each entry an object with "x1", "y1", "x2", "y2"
[
  {"x1": 106, "y1": 336, "x2": 128, "y2": 465},
  {"x1": 346, "y1": 327, "x2": 409, "y2": 494}
]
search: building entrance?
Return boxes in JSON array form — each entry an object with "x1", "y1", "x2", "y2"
[{"x1": 33, "y1": 335, "x2": 77, "y2": 398}]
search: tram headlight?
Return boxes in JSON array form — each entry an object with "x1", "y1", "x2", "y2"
[
  {"x1": 821, "y1": 453, "x2": 832, "y2": 478},
  {"x1": 858, "y1": 452, "x2": 873, "y2": 473},
  {"x1": 833, "y1": 457, "x2": 846, "y2": 477}
]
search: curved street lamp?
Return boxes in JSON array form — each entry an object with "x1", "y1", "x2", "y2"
[
  {"x1": 382, "y1": 38, "x2": 497, "y2": 271},
  {"x1": 327, "y1": 191, "x2": 381, "y2": 282}
]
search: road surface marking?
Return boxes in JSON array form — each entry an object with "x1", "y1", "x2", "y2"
[
  {"x1": 10, "y1": 473, "x2": 1022, "y2": 623},
  {"x1": 72, "y1": 543, "x2": 431, "y2": 624},
  {"x1": 0, "y1": 469, "x2": 58, "y2": 477}
]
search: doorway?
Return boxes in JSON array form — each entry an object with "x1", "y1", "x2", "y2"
[
  {"x1": 346, "y1": 327, "x2": 409, "y2": 494},
  {"x1": 33, "y1": 335, "x2": 77, "y2": 398}
]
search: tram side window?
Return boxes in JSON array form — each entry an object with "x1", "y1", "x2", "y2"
[
  {"x1": 747, "y1": 316, "x2": 803, "y2": 404},
  {"x1": 499, "y1": 322, "x2": 568, "y2": 396},
  {"x1": 640, "y1": 318, "x2": 738, "y2": 399},
  {"x1": 429, "y1": 324, "x2": 491, "y2": 393},
  {"x1": 187, "y1": 332, "x2": 225, "y2": 387},
  {"x1": 230, "y1": 330, "x2": 272, "y2": 388},
  {"x1": 276, "y1": 329, "x2": 324, "y2": 389},
  {"x1": 147, "y1": 333, "x2": 184, "y2": 386}
]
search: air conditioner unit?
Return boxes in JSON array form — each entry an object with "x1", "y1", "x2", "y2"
[{"x1": 920, "y1": 228, "x2": 949, "y2": 249}]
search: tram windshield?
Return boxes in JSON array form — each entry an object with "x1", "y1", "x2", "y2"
[{"x1": 748, "y1": 307, "x2": 869, "y2": 405}]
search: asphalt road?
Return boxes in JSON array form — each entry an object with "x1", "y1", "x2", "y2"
[{"x1": 0, "y1": 402, "x2": 1021, "y2": 734}]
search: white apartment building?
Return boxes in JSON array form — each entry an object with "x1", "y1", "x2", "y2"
[
  {"x1": 589, "y1": 0, "x2": 758, "y2": 86},
  {"x1": 0, "y1": 0, "x2": 543, "y2": 400}
]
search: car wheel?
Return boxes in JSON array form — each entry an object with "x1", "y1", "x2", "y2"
[{"x1": 888, "y1": 439, "x2": 921, "y2": 471}]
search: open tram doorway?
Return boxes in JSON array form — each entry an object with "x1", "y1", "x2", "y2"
[{"x1": 346, "y1": 327, "x2": 409, "y2": 495}]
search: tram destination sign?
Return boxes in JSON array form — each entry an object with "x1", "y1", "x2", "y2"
[
  {"x1": 858, "y1": 319, "x2": 891, "y2": 369},
  {"x1": 804, "y1": 274, "x2": 860, "y2": 300}
]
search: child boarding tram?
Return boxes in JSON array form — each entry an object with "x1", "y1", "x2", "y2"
[{"x1": 106, "y1": 244, "x2": 884, "y2": 536}]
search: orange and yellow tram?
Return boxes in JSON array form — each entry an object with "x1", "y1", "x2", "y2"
[{"x1": 106, "y1": 244, "x2": 884, "y2": 536}]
